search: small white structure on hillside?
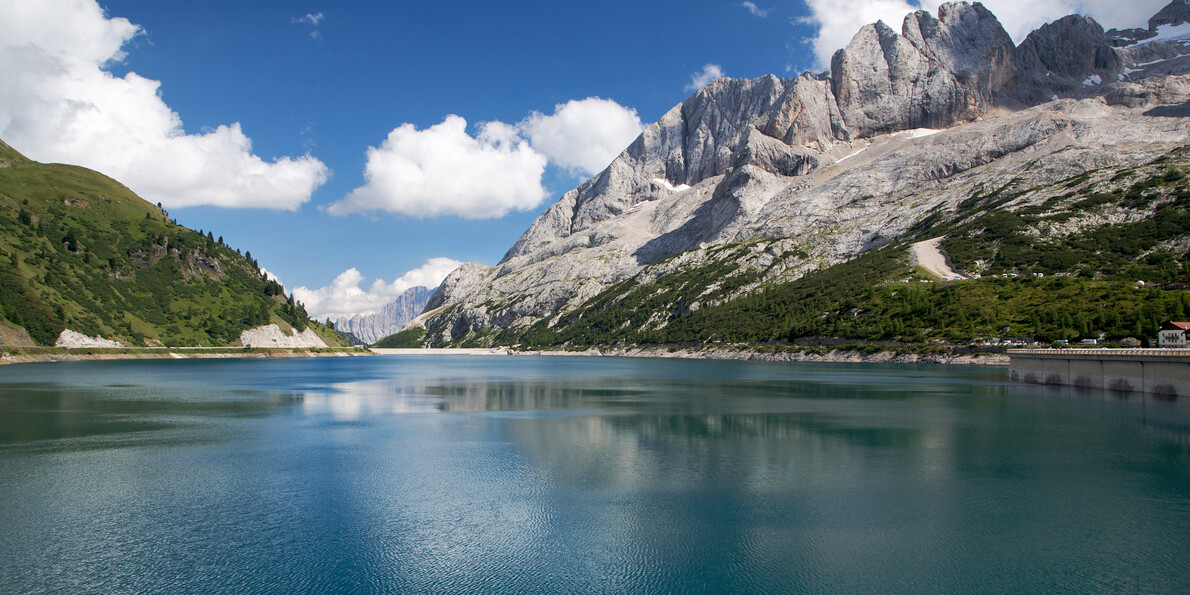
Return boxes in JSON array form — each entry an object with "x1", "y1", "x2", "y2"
[{"x1": 1158, "y1": 322, "x2": 1190, "y2": 348}]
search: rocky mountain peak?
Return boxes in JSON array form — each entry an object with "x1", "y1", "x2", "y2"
[
  {"x1": 907, "y1": 2, "x2": 1017, "y2": 100},
  {"x1": 1107, "y1": 1, "x2": 1189, "y2": 46},
  {"x1": 679, "y1": 74, "x2": 792, "y2": 183},
  {"x1": 333, "y1": 285, "x2": 433, "y2": 345},
  {"x1": 1015, "y1": 15, "x2": 1120, "y2": 82},
  {"x1": 831, "y1": 1, "x2": 1016, "y2": 137},
  {"x1": 425, "y1": 0, "x2": 1190, "y2": 346},
  {"x1": 1150, "y1": 0, "x2": 1190, "y2": 30}
]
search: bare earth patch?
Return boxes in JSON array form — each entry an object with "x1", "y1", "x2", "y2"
[{"x1": 910, "y1": 237, "x2": 966, "y2": 280}]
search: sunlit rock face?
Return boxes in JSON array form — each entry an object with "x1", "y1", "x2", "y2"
[
  {"x1": 425, "y1": 1, "x2": 1190, "y2": 345},
  {"x1": 240, "y1": 324, "x2": 327, "y2": 348},
  {"x1": 334, "y1": 286, "x2": 433, "y2": 345}
]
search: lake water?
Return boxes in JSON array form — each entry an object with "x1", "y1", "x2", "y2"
[{"x1": 1, "y1": 355, "x2": 1189, "y2": 593}]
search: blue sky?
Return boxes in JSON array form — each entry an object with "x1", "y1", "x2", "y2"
[{"x1": 0, "y1": 0, "x2": 1165, "y2": 319}]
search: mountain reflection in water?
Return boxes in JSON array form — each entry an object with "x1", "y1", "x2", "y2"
[{"x1": 1, "y1": 355, "x2": 1188, "y2": 593}]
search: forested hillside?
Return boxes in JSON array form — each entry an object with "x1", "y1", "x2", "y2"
[
  {"x1": 431, "y1": 147, "x2": 1190, "y2": 349},
  {"x1": 0, "y1": 139, "x2": 341, "y2": 347}
]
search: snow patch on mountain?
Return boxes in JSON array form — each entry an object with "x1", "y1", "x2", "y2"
[
  {"x1": 652, "y1": 178, "x2": 692, "y2": 192},
  {"x1": 1140, "y1": 22, "x2": 1190, "y2": 44}
]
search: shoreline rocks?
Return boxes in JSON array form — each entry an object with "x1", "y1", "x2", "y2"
[{"x1": 522, "y1": 346, "x2": 1009, "y2": 366}]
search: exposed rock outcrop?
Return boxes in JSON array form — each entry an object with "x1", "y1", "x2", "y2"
[
  {"x1": 1151, "y1": 0, "x2": 1190, "y2": 30},
  {"x1": 55, "y1": 329, "x2": 125, "y2": 348},
  {"x1": 1108, "y1": 1, "x2": 1190, "y2": 54},
  {"x1": 240, "y1": 324, "x2": 327, "y2": 348},
  {"x1": 831, "y1": 2, "x2": 1016, "y2": 136},
  {"x1": 1009, "y1": 15, "x2": 1122, "y2": 104},
  {"x1": 182, "y1": 251, "x2": 223, "y2": 280},
  {"x1": 423, "y1": 1, "x2": 1190, "y2": 346}
]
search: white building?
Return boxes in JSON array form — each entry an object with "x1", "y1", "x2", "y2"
[{"x1": 1158, "y1": 322, "x2": 1190, "y2": 348}]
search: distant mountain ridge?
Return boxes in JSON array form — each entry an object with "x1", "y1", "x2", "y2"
[
  {"x1": 421, "y1": 0, "x2": 1190, "y2": 347},
  {"x1": 334, "y1": 286, "x2": 432, "y2": 345}
]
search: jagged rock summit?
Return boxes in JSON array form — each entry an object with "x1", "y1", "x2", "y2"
[
  {"x1": 423, "y1": 1, "x2": 1190, "y2": 345},
  {"x1": 334, "y1": 286, "x2": 433, "y2": 345},
  {"x1": 1108, "y1": 0, "x2": 1190, "y2": 45},
  {"x1": 831, "y1": 2, "x2": 1017, "y2": 136}
]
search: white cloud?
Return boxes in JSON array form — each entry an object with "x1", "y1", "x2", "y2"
[
  {"x1": 294, "y1": 12, "x2": 324, "y2": 26},
  {"x1": 742, "y1": 2, "x2": 769, "y2": 18},
  {"x1": 0, "y1": 0, "x2": 330, "y2": 210},
  {"x1": 327, "y1": 115, "x2": 548, "y2": 218},
  {"x1": 293, "y1": 257, "x2": 463, "y2": 320},
  {"x1": 292, "y1": 12, "x2": 324, "y2": 39},
  {"x1": 519, "y1": 98, "x2": 645, "y2": 176},
  {"x1": 686, "y1": 64, "x2": 726, "y2": 91},
  {"x1": 333, "y1": 97, "x2": 646, "y2": 218},
  {"x1": 799, "y1": 0, "x2": 925, "y2": 68},
  {"x1": 1085, "y1": 0, "x2": 1175, "y2": 31},
  {"x1": 799, "y1": 0, "x2": 1169, "y2": 68}
]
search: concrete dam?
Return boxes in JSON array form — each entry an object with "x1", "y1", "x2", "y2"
[{"x1": 1008, "y1": 349, "x2": 1190, "y2": 397}]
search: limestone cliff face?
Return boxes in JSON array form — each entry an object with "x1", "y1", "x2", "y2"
[
  {"x1": 424, "y1": 1, "x2": 1190, "y2": 346},
  {"x1": 334, "y1": 286, "x2": 432, "y2": 345},
  {"x1": 831, "y1": 2, "x2": 1016, "y2": 137},
  {"x1": 500, "y1": 74, "x2": 834, "y2": 264},
  {"x1": 1009, "y1": 15, "x2": 1123, "y2": 105}
]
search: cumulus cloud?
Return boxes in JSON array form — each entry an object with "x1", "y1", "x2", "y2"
[
  {"x1": 799, "y1": 0, "x2": 922, "y2": 68},
  {"x1": 519, "y1": 98, "x2": 645, "y2": 176},
  {"x1": 741, "y1": 2, "x2": 769, "y2": 18},
  {"x1": 0, "y1": 0, "x2": 329, "y2": 210},
  {"x1": 686, "y1": 64, "x2": 726, "y2": 91},
  {"x1": 332, "y1": 96, "x2": 644, "y2": 218},
  {"x1": 799, "y1": 0, "x2": 1169, "y2": 68},
  {"x1": 327, "y1": 116, "x2": 548, "y2": 218},
  {"x1": 293, "y1": 257, "x2": 463, "y2": 320}
]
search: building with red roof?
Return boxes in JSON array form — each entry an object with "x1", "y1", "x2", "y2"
[{"x1": 1158, "y1": 322, "x2": 1190, "y2": 348}]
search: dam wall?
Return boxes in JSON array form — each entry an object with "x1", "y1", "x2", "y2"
[{"x1": 1008, "y1": 349, "x2": 1190, "y2": 397}]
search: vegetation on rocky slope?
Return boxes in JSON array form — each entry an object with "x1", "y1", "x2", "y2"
[
  {"x1": 373, "y1": 327, "x2": 427, "y2": 348},
  {"x1": 0, "y1": 140, "x2": 340, "y2": 347},
  {"x1": 441, "y1": 147, "x2": 1190, "y2": 350}
]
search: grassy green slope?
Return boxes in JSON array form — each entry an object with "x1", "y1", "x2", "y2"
[
  {"x1": 373, "y1": 327, "x2": 427, "y2": 348},
  {"x1": 468, "y1": 146, "x2": 1190, "y2": 350},
  {"x1": 0, "y1": 139, "x2": 344, "y2": 347}
]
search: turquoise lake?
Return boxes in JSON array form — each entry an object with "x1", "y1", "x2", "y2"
[{"x1": 1, "y1": 355, "x2": 1188, "y2": 593}]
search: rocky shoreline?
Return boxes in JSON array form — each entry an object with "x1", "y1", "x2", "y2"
[
  {"x1": 1, "y1": 345, "x2": 1009, "y2": 367},
  {"x1": 0, "y1": 348, "x2": 372, "y2": 366},
  {"x1": 521, "y1": 346, "x2": 1010, "y2": 366}
]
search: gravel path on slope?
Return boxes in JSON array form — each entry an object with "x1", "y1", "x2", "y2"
[{"x1": 910, "y1": 236, "x2": 966, "y2": 279}]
